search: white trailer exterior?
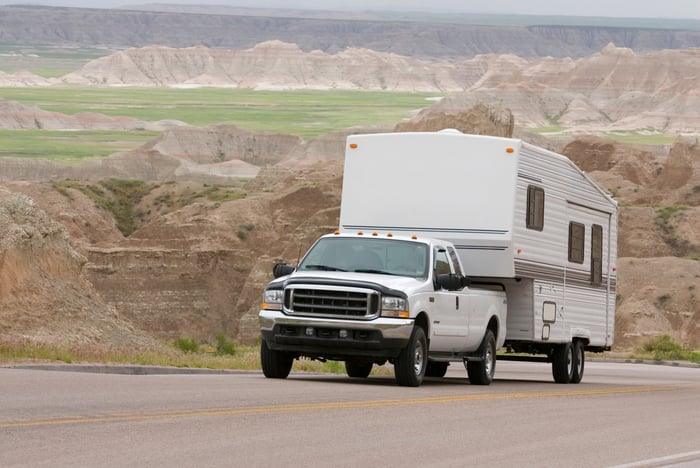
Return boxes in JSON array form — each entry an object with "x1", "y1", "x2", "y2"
[{"x1": 340, "y1": 130, "x2": 617, "y2": 353}]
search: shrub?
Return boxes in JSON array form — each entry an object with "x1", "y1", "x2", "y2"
[
  {"x1": 174, "y1": 338, "x2": 199, "y2": 353},
  {"x1": 689, "y1": 351, "x2": 700, "y2": 364},
  {"x1": 655, "y1": 293, "x2": 672, "y2": 307},
  {"x1": 215, "y1": 332, "x2": 236, "y2": 356},
  {"x1": 642, "y1": 335, "x2": 685, "y2": 361}
]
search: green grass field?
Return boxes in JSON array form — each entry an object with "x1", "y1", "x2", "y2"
[
  {"x1": 0, "y1": 87, "x2": 438, "y2": 137},
  {"x1": 0, "y1": 87, "x2": 438, "y2": 160},
  {"x1": 0, "y1": 129, "x2": 160, "y2": 161}
]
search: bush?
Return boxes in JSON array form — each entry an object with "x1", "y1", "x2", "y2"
[
  {"x1": 174, "y1": 338, "x2": 199, "y2": 353},
  {"x1": 689, "y1": 351, "x2": 700, "y2": 364},
  {"x1": 215, "y1": 333, "x2": 236, "y2": 356},
  {"x1": 642, "y1": 335, "x2": 686, "y2": 361}
]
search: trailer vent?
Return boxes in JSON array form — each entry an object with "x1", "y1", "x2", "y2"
[{"x1": 284, "y1": 286, "x2": 379, "y2": 320}]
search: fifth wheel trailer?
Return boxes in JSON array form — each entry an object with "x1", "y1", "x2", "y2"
[{"x1": 260, "y1": 130, "x2": 617, "y2": 385}]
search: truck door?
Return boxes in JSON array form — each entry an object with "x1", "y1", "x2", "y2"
[{"x1": 431, "y1": 247, "x2": 471, "y2": 350}]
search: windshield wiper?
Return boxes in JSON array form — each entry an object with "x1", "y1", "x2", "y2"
[{"x1": 302, "y1": 264, "x2": 347, "y2": 272}]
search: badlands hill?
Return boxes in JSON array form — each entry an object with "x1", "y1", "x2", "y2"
[
  {"x1": 1, "y1": 29, "x2": 699, "y2": 352},
  {"x1": 0, "y1": 42, "x2": 689, "y2": 135},
  {"x1": 2, "y1": 5, "x2": 700, "y2": 59}
]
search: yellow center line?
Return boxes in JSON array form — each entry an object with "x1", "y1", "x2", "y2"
[{"x1": 0, "y1": 385, "x2": 676, "y2": 429}]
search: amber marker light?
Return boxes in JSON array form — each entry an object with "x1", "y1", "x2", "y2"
[
  {"x1": 517, "y1": 248, "x2": 523, "y2": 254},
  {"x1": 506, "y1": 147, "x2": 514, "y2": 153},
  {"x1": 349, "y1": 143, "x2": 358, "y2": 149},
  {"x1": 387, "y1": 232, "x2": 393, "y2": 237},
  {"x1": 372, "y1": 231, "x2": 378, "y2": 236},
  {"x1": 357, "y1": 230, "x2": 364, "y2": 235}
]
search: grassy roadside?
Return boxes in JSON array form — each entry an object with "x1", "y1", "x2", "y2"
[
  {"x1": 1, "y1": 335, "x2": 697, "y2": 374},
  {"x1": 0, "y1": 339, "x2": 393, "y2": 376}
]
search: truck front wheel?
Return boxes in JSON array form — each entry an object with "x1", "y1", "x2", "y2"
[
  {"x1": 466, "y1": 329, "x2": 496, "y2": 385},
  {"x1": 394, "y1": 327, "x2": 427, "y2": 387},
  {"x1": 260, "y1": 340, "x2": 293, "y2": 379}
]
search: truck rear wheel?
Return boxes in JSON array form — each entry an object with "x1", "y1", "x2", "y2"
[
  {"x1": 394, "y1": 327, "x2": 427, "y2": 387},
  {"x1": 466, "y1": 329, "x2": 496, "y2": 385},
  {"x1": 552, "y1": 342, "x2": 574, "y2": 384},
  {"x1": 260, "y1": 340, "x2": 293, "y2": 379},
  {"x1": 345, "y1": 360, "x2": 373, "y2": 378}
]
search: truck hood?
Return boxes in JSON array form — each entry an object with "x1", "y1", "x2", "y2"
[{"x1": 280, "y1": 270, "x2": 430, "y2": 296}]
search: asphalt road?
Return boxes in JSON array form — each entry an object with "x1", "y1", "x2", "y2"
[{"x1": 1, "y1": 360, "x2": 699, "y2": 468}]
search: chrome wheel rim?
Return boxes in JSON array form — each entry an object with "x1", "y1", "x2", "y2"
[
  {"x1": 414, "y1": 340, "x2": 425, "y2": 376},
  {"x1": 485, "y1": 343, "x2": 495, "y2": 377}
]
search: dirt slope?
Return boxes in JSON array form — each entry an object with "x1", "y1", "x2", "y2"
[{"x1": 0, "y1": 187, "x2": 158, "y2": 347}]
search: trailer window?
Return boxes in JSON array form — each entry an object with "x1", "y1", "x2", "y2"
[
  {"x1": 526, "y1": 185, "x2": 545, "y2": 231},
  {"x1": 591, "y1": 224, "x2": 603, "y2": 285},
  {"x1": 568, "y1": 222, "x2": 585, "y2": 264}
]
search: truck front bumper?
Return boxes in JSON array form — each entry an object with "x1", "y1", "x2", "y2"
[{"x1": 259, "y1": 310, "x2": 414, "y2": 360}]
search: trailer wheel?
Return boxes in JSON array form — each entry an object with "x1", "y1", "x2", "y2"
[
  {"x1": 345, "y1": 360, "x2": 373, "y2": 378},
  {"x1": 552, "y1": 342, "x2": 574, "y2": 384},
  {"x1": 466, "y1": 329, "x2": 496, "y2": 385},
  {"x1": 572, "y1": 340, "x2": 585, "y2": 384},
  {"x1": 395, "y1": 327, "x2": 427, "y2": 387},
  {"x1": 260, "y1": 340, "x2": 293, "y2": 379},
  {"x1": 425, "y1": 361, "x2": 449, "y2": 378}
]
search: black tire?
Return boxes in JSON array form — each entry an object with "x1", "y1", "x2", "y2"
[
  {"x1": 260, "y1": 340, "x2": 293, "y2": 379},
  {"x1": 572, "y1": 340, "x2": 585, "y2": 384},
  {"x1": 394, "y1": 327, "x2": 427, "y2": 387},
  {"x1": 345, "y1": 360, "x2": 373, "y2": 378},
  {"x1": 466, "y1": 329, "x2": 497, "y2": 385},
  {"x1": 425, "y1": 361, "x2": 449, "y2": 378},
  {"x1": 552, "y1": 342, "x2": 574, "y2": 384}
]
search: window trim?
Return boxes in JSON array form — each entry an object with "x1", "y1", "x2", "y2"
[
  {"x1": 568, "y1": 221, "x2": 585, "y2": 264},
  {"x1": 526, "y1": 185, "x2": 545, "y2": 231}
]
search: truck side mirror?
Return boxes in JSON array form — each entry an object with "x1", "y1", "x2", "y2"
[
  {"x1": 436, "y1": 273, "x2": 468, "y2": 291},
  {"x1": 272, "y1": 263, "x2": 295, "y2": 278}
]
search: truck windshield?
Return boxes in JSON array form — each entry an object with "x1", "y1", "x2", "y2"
[{"x1": 298, "y1": 237, "x2": 429, "y2": 278}]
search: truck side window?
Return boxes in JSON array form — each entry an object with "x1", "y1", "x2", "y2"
[
  {"x1": 591, "y1": 224, "x2": 603, "y2": 284},
  {"x1": 447, "y1": 247, "x2": 463, "y2": 276},
  {"x1": 526, "y1": 185, "x2": 545, "y2": 231},
  {"x1": 434, "y1": 249, "x2": 451, "y2": 275},
  {"x1": 568, "y1": 221, "x2": 585, "y2": 264}
]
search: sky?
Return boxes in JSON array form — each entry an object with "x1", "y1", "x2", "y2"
[{"x1": 3, "y1": 0, "x2": 700, "y2": 20}]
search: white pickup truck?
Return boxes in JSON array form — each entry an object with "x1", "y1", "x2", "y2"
[{"x1": 259, "y1": 232, "x2": 506, "y2": 387}]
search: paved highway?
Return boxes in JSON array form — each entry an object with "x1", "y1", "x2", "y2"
[{"x1": 1, "y1": 360, "x2": 699, "y2": 467}]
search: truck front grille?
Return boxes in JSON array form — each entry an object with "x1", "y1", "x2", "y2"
[{"x1": 284, "y1": 286, "x2": 379, "y2": 319}]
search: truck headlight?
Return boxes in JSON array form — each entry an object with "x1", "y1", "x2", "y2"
[
  {"x1": 262, "y1": 289, "x2": 284, "y2": 311},
  {"x1": 381, "y1": 296, "x2": 409, "y2": 318}
]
